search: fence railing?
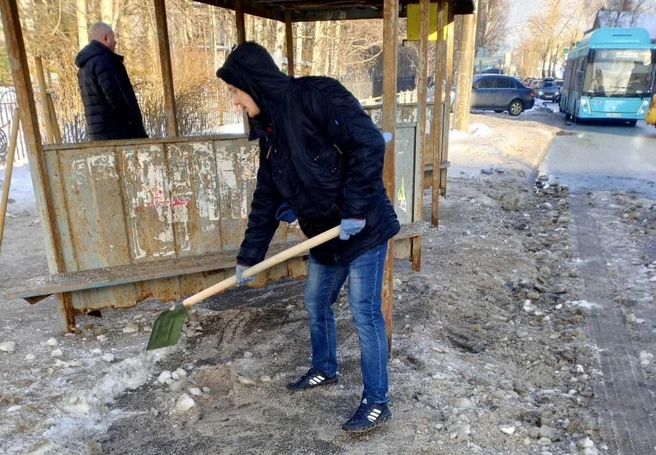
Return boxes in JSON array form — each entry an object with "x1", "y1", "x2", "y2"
[
  {"x1": 359, "y1": 89, "x2": 419, "y2": 107},
  {"x1": 0, "y1": 87, "x2": 28, "y2": 166}
]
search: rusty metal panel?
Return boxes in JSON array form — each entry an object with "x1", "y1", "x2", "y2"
[
  {"x1": 44, "y1": 152, "x2": 75, "y2": 269},
  {"x1": 164, "y1": 142, "x2": 195, "y2": 256},
  {"x1": 40, "y1": 136, "x2": 314, "y2": 310},
  {"x1": 393, "y1": 124, "x2": 416, "y2": 226},
  {"x1": 49, "y1": 147, "x2": 136, "y2": 310},
  {"x1": 117, "y1": 143, "x2": 180, "y2": 301},
  {"x1": 214, "y1": 141, "x2": 253, "y2": 251},
  {"x1": 186, "y1": 141, "x2": 224, "y2": 255}
]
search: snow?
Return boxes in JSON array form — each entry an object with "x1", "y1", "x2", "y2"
[{"x1": 37, "y1": 350, "x2": 166, "y2": 453}]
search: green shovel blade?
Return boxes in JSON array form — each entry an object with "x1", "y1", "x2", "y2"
[{"x1": 146, "y1": 304, "x2": 188, "y2": 350}]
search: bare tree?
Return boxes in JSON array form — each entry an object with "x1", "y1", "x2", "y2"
[
  {"x1": 75, "y1": 0, "x2": 88, "y2": 48},
  {"x1": 514, "y1": 0, "x2": 603, "y2": 78},
  {"x1": 605, "y1": 0, "x2": 656, "y2": 26},
  {"x1": 476, "y1": 0, "x2": 509, "y2": 55},
  {"x1": 7, "y1": 0, "x2": 389, "y2": 141}
]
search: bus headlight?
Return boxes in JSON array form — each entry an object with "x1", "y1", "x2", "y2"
[
  {"x1": 580, "y1": 98, "x2": 591, "y2": 114},
  {"x1": 638, "y1": 100, "x2": 650, "y2": 115}
]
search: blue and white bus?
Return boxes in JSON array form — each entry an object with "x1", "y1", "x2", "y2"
[{"x1": 559, "y1": 28, "x2": 655, "y2": 126}]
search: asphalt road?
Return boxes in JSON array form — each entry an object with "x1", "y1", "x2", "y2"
[
  {"x1": 542, "y1": 110, "x2": 656, "y2": 454},
  {"x1": 543, "y1": 117, "x2": 656, "y2": 197}
]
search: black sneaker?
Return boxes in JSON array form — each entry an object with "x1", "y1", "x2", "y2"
[
  {"x1": 286, "y1": 367, "x2": 338, "y2": 391},
  {"x1": 342, "y1": 398, "x2": 392, "y2": 433}
]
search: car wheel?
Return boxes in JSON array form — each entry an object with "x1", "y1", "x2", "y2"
[
  {"x1": 627, "y1": 120, "x2": 638, "y2": 127},
  {"x1": 494, "y1": 110, "x2": 504, "y2": 113},
  {"x1": 508, "y1": 100, "x2": 523, "y2": 116}
]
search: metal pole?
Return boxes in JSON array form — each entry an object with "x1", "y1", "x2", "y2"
[
  {"x1": 382, "y1": 0, "x2": 398, "y2": 353},
  {"x1": 411, "y1": 0, "x2": 430, "y2": 272},
  {"x1": 285, "y1": 11, "x2": 295, "y2": 78},
  {"x1": 0, "y1": 0, "x2": 75, "y2": 332},
  {"x1": 153, "y1": 0, "x2": 178, "y2": 137},
  {"x1": 430, "y1": 1, "x2": 447, "y2": 227}
]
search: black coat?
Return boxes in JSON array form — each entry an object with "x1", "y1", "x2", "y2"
[
  {"x1": 75, "y1": 41, "x2": 147, "y2": 141},
  {"x1": 217, "y1": 42, "x2": 400, "y2": 266}
]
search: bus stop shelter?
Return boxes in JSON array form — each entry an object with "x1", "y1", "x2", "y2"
[{"x1": 0, "y1": 0, "x2": 474, "y2": 342}]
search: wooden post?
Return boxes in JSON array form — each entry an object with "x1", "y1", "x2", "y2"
[
  {"x1": 236, "y1": 0, "x2": 246, "y2": 44},
  {"x1": 431, "y1": 1, "x2": 447, "y2": 227},
  {"x1": 454, "y1": 9, "x2": 476, "y2": 132},
  {"x1": 153, "y1": 0, "x2": 178, "y2": 137},
  {"x1": 285, "y1": 11, "x2": 295, "y2": 78},
  {"x1": 234, "y1": 0, "x2": 248, "y2": 134},
  {"x1": 47, "y1": 94, "x2": 62, "y2": 144},
  {"x1": 0, "y1": 0, "x2": 75, "y2": 332},
  {"x1": 382, "y1": 0, "x2": 398, "y2": 354},
  {"x1": 0, "y1": 108, "x2": 19, "y2": 252},
  {"x1": 441, "y1": 7, "x2": 455, "y2": 197},
  {"x1": 411, "y1": 0, "x2": 430, "y2": 272},
  {"x1": 34, "y1": 57, "x2": 54, "y2": 144}
]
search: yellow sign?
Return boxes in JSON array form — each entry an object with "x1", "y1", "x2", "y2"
[{"x1": 407, "y1": 3, "x2": 449, "y2": 41}]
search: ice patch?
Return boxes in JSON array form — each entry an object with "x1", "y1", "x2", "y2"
[
  {"x1": 571, "y1": 300, "x2": 599, "y2": 309},
  {"x1": 469, "y1": 123, "x2": 492, "y2": 137},
  {"x1": 33, "y1": 350, "x2": 167, "y2": 454},
  {"x1": 450, "y1": 129, "x2": 469, "y2": 140}
]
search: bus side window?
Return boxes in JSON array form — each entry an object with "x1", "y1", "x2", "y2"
[{"x1": 577, "y1": 61, "x2": 587, "y2": 86}]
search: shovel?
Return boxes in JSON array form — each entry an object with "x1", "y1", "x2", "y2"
[{"x1": 146, "y1": 225, "x2": 341, "y2": 350}]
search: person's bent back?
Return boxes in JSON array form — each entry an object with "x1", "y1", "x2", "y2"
[{"x1": 75, "y1": 22, "x2": 147, "y2": 141}]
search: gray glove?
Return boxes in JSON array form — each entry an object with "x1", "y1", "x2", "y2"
[{"x1": 236, "y1": 264, "x2": 255, "y2": 286}]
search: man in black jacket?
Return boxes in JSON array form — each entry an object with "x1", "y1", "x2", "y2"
[
  {"x1": 216, "y1": 42, "x2": 400, "y2": 433},
  {"x1": 75, "y1": 22, "x2": 147, "y2": 141}
]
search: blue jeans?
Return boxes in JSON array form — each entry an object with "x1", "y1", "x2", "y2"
[{"x1": 304, "y1": 242, "x2": 389, "y2": 404}]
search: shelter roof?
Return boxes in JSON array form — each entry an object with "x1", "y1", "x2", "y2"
[{"x1": 193, "y1": 0, "x2": 475, "y2": 22}]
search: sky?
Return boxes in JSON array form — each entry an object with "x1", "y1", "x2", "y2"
[
  {"x1": 506, "y1": 1, "x2": 542, "y2": 49},
  {"x1": 508, "y1": 0, "x2": 541, "y2": 26}
]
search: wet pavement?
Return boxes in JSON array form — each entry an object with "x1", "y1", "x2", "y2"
[{"x1": 543, "y1": 119, "x2": 656, "y2": 197}]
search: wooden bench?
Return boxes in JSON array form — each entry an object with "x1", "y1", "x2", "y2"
[{"x1": 4, "y1": 222, "x2": 428, "y2": 304}]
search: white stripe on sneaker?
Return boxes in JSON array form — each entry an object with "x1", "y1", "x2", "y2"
[{"x1": 367, "y1": 410, "x2": 381, "y2": 422}]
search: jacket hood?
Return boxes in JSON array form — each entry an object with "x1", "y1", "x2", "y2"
[
  {"x1": 216, "y1": 42, "x2": 290, "y2": 113},
  {"x1": 75, "y1": 40, "x2": 123, "y2": 68}
]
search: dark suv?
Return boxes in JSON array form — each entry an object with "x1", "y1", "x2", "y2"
[
  {"x1": 471, "y1": 74, "x2": 535, "y2": 116},
  {"x1": 537, "y1": 78, "x2": 559, "y2": 101}
]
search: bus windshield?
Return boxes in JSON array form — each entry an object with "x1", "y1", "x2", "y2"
[{"x1": 583, "y1": 49, "x2": 654, "y2": 97}]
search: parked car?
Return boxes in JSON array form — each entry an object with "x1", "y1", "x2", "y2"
[
  {"x1": 471, "y1": 74, "x2": 536, "y2": 116},
  {"x1": 538, "y1": 78, "x2": 559, "y2": 101},
  {"x1": 427, "y1": 82, "x2": 456, "y2": 111},
  {"x1": 529, "y1": 79, "x2": 542, "y2": 90},
  {"x1": 554, "y1": 79, "x2": 564, "y2": 103}
]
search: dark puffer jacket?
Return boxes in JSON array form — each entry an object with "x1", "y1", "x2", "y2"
[
  {"x1": 75, "y1": 40, "x2": 147, "y2": 141},
  {"x1": 217, "y1": 42, "x2": 400, "y2": 266}
]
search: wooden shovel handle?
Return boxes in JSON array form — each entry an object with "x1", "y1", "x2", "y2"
[{"x1": 182, "y1": 225, "x2": 341, "y2": 307}]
